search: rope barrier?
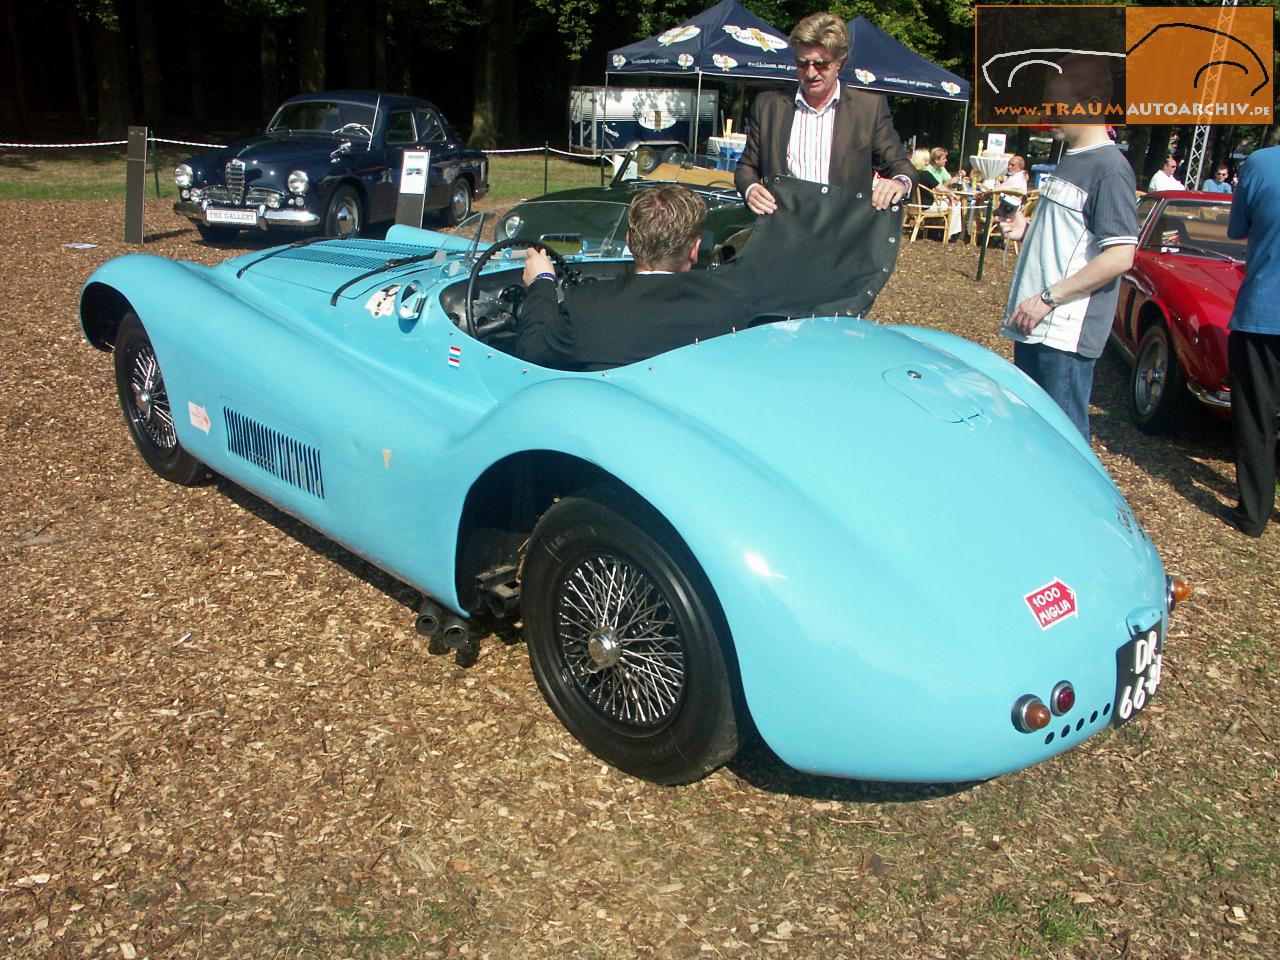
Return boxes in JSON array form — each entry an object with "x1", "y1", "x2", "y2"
[
  {"x1": 149, "y1": 137, "x2": 228, "y2": 149},
  {"x1": 3, "y1": 138, "x2": 604, "y2": 158},
  {"x1": 0, "y1": 140, "x2": 128, "y2": 148}
]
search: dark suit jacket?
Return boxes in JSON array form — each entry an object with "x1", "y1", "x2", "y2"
[
  {"x1": 517, "y1": 271, "x2": 756, "y2": 371},
  {"x1": 734, "y1": 87, "x2": 917, "y2": 197}
]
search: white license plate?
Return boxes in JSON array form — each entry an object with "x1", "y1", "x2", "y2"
[
  {"x1": 1114, "y1": 624, "x2": 1163, "y2": 725},
  {"x1": 207, "y1": 208, "x2": 258, "y2": 226}
]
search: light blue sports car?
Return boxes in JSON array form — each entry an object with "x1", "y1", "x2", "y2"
[{"x1": 79, "y1": 183, "x2": 1185, "y2": 786}]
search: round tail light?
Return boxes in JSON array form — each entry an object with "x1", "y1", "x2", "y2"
[
  {"x1": 1012, "y1": 695, "x2": 1052, "y2": 733},
  {"x1": 1050, "y1": 681, "x2": 1076, "y2": 716}
]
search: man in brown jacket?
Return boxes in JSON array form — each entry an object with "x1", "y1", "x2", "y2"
[{"x1": 735, "y1": 11, "x2": 916, "y2": 214}]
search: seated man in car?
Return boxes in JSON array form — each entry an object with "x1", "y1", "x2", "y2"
[{"x1": 517, "y1": 185, "x2": 755, "y2": 371}]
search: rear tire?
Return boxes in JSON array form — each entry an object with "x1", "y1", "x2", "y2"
[
  {"x1": 114, "y1": 313, "x2": 205, "y2": 486},
  {"x1": 323, "y1": 186, "x2": 363, "y2": 239},
  {"x1": 522, "y1": 487, "x2": 741, "y2": 784},
  {"x1": 1130, "y1": 324, "x2": 1190, "y2": 433},
  {"x1": 445, "y1": 179, "x2": 472, "y2": 226}
]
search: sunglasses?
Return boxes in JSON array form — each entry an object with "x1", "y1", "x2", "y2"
[{"x1": 795, "y1": 58, "x2": 836, "y2": 71}]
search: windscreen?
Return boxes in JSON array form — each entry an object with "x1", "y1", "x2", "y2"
[{"x1": 267, "y1": 101, "x2": 376, "y2": 136}]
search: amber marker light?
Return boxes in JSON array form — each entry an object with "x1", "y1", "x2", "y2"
[
  {"x1": 1167, "y1": 576, "x2": 1192, "y2": 613},
  {"x1": 1012, "y1": 695, "x2": 1052, "y2": 733}
]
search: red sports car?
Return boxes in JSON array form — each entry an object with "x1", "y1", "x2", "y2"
[{"x1": 1110, "y1": 191, "x2": 1245, "y2": 431}]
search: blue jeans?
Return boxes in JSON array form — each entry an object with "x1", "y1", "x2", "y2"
[{"x1": 1014, "y1": 341, "x2": 1097, "y2": 439}]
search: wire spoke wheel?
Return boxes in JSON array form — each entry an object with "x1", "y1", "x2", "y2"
[
  {"x1": 523, "y1": 489, "x2": 740, "y2": 784},
  {"x1": 113, "y1": 312, "x2": 204, "y2": 486},
  {"x1": 555, "y1": 554, "x2": 686, "y2": 729},
  {"x1": 125, "y1": 340, "x2": 178, "y2": 452}
]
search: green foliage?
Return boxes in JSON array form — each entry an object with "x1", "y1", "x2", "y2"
[{"x1": 530, "y1": 0, "x2": 603, "y2": 58}]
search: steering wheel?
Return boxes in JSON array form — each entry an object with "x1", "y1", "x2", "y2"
[
  {"x1": 332, "y1": 122, "x2": 372, "y2": 138},
  {"x1": 463, "y1": 238, "x2": 571, "y2": 339}
]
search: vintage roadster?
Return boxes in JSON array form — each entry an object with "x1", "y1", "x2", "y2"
[{"x1": 80, "y1": 182, "x2": 1182, "y2": 786}]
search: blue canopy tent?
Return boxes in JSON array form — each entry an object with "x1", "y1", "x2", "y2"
[
  {"x1": 606, "y1": 0, "x2": 796, "y2": 150},
  {"x1": 841, "y1": 16, "x2": 973, "y2": 157}
]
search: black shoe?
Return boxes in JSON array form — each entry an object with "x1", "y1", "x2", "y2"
[{"x1": 1213, "y1": 502, "x2": 1265, "y2": 538}]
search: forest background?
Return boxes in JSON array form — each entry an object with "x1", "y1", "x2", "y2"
[{"x1": 2, "y1": 0, "x2": 1277, "y2": 185}]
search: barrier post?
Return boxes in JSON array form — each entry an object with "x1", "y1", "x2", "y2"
[
  {"x1": 124, "y1": 125, "x2": 148, "y2": 244},
  {"x1": 544, "y1": 142, "x2": 549, "y2": 195},
  {"x1": 152, "y1": 140, "x2": 161, "y2": 198}
]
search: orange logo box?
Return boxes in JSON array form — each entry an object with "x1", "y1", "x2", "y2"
[{"x1": 1126, "y1": 6, "x2": 1273, "y2": 124}]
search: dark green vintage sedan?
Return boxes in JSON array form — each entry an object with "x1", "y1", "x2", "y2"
[{"x1": 497, "y1": 144, "x2": 756, "y2": 266}]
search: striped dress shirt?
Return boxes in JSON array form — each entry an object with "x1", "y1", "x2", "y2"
[{"x1": 787, "y1": 81, "x2": 841, "y2": 185}]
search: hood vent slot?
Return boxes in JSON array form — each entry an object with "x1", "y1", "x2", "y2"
[{"x1": 224, "y1": 408, "x2": 324, "y2": 499}]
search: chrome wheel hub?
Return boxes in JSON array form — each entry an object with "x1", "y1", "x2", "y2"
[
  {"x1": 556, "y1": 555, "x2": 685, "y2": 728},
  {"x1": 587, "y1": 628, "x2": 622, "y2": 670}
]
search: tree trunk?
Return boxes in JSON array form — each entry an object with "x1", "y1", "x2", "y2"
[
  {"x1": 469, "y1": 0, "x2": 511, "y2": 148},
  {"x1": 261, "y1": 19, "x2": 279, "y2": 121},
  {"x1": 4, "y1": 0, "x2": 27, "y2": 125},
  {"x1": 498, "y1": 0, "x2": 518, "y2": 145},
  {"x1": 299, "y1": 0, "x2": 326, "y2": 93},
  {"x1": 371, "y1": 0, "x2": 387, "y2": 90},
  {"x1": 94, "y1": 18, "x2": 128, "y2": 137},
  {"x1": 343, "y1": 0, "x2": 370, "y2": 89},
  {"x1": 68, "y1": 4, "x2": 91, "y2": 134},
  {"x1": 133, "y1": 0, "x2": 163, "y2": 126},
  {"x1": 1124, "y1": 125, "x2": 1150, "y2": 179}
]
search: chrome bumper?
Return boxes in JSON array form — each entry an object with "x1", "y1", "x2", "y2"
[
  {"x1": 1187, "y1": 381, "x2": 1232, "y2": 410},
  {"x1": 174, "y1": 200, "x2": 321, "y2": 231}
]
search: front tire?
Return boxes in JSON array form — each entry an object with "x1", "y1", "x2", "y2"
[
  {"x1": 522, "y1": 489, "x2": 741, "y2": 784},
  {"x1": 323, "y1": 186, "x2": 363, "y2": 239},
  {"x1": 114, "y1": 313, "x2": 204, "y2": 485},
  {"x1": 1130, "y1": 323, "x2": 1190, "y2": 433}
]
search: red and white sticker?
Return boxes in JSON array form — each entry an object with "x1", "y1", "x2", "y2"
[
  {"x1": 187, "y1": 401, "x2": 211, "y2": 434},
  {"x1": 1024, "y1": 579, "x2": 1078, "y2": 630},
  {"x1": 448, "y1": 344, "x2": 462, "y2": 367}
]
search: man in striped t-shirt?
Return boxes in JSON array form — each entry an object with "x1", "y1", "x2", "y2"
[
  {"x1": 998, "y1": 55, "x2": 1138, "y2": 440},
  {"x1": 735, "y1": 12, "x2": 916, "y2": 216}
]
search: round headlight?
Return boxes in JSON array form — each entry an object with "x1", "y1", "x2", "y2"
[
  {"x1": 501, "y1": 215, "x2": 522, "y2": 239},
  {"x1": 174, "y1": 164, "x2": 193, "y2": 188},
  {"x1": 287, "y1": 170, "x2": 309, "y2": 195}
]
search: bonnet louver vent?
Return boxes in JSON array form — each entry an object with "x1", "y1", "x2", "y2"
[
  {"x1": 274, "y1": 240, "x2": 431, "y2": 270},
  {"x1": 224, "y1": 408, "x2": 325, "y2": 499}
]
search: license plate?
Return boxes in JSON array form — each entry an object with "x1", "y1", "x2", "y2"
[
  {"x1": 1114, "y1": 624, "x2": 1163, "y2": 725},
  {"x1": 207, "y1": 208, "x2": 258, "y2": 226}
]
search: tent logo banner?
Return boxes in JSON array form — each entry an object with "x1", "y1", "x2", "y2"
[
  {"x1": 658, "y1": 26, "x2": 700, "y2": 46},
  {"x1": 975, "y1": 5, "x2": 1273, "y2": 125},
  {"x1": 723, "y1": 25, "x2": 789, "y2": 53}
]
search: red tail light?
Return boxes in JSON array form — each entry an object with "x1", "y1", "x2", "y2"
[{"x1": 1050, "y1": 681, "x2": 1076, "y2": 716}]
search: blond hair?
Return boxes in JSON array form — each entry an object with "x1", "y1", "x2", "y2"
[
  {"x1": 789, "y1": 12, "x2": 848, "y2": 64},
  {"x1": 628, "y1": 185, "x2": 707, "y2": 271}
]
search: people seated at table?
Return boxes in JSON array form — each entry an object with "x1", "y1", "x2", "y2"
[
  {"x1": 996, "y1": 155, "x2": 1029, "y2": 195},
  {"x1": 1201, "y1": 164, "x2": 1232, "y2": 193},
  {"x1": 921, "y1": 147, "x2": 965, "y2": 190},
  {"x1": 1149, "y1": 155, "x2": 1185, "y2": 191}
]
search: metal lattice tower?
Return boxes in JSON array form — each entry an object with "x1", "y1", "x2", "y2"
[{"x1": 1185, "y1": 0, "x2": 1240, "y2": 188}]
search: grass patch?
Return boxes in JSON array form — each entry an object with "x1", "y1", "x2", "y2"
[
  {"x1": 0, "y1": 146, "x2": 603, "y2": 203},
  {"x1": 1036, "y1": 893, "x2": 1101, "y2": 946}
]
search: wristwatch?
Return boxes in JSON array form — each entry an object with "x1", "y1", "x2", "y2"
[{"x1": 1040, "y1": 287, "x2": 1059, "y2": 308}]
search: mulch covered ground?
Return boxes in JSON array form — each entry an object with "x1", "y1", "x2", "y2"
[{"x1": 1, "y1": 198, "x2": 1277, "y2": 959}]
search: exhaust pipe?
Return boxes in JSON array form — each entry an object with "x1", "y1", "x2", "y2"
[
  {"x1": 441, "y1": 615, "x2": 478, "y2": 667},
  {"x1": 415, "y1": 598, "x2": 449, "y2": 655}
]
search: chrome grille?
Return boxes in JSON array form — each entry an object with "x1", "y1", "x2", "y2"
[
  {"x1": 224, "y1": 408, "x2": 324, "y2": 499},
  {"x1": 225, "y1": 159, "x2": 246, "y2": 204},
  {"x1": 201, "y1": 186, "x2": 278, "y2": 208}
]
